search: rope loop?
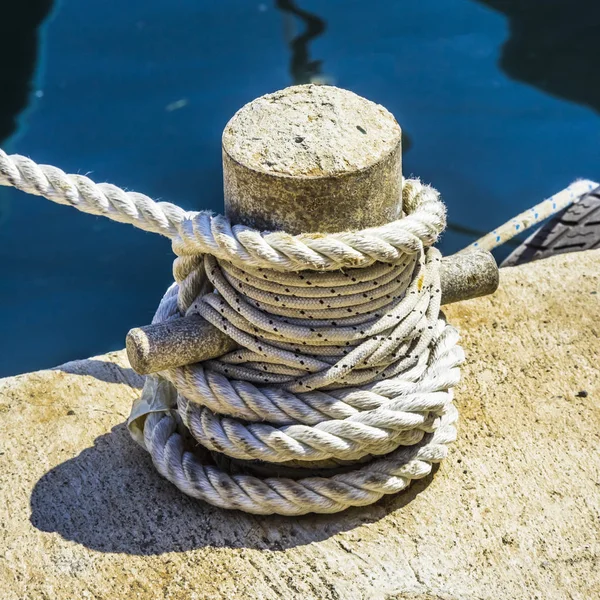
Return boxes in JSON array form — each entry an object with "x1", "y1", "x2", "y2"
[{"x1": 171, "y1": 178, "x2": 446, "y2": 270}]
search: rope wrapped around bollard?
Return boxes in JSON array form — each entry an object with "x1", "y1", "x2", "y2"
[
  {"x1": 144, "y1": 181, "x2": 463, "y2": 514},
  {"x1": 0, "y1": 147, "x2": 462, "y2": 514}
]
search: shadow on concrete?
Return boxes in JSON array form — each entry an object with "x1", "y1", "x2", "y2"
[
  {"x1": 0, "y1": 1, "x2": 53, "y2": 143},
  {"x1": 30, "y1": 422, "x2": 438, "y2": 554},
  {"x1": 475, "y1": 0, "x2": 600, "y2": 113},
  {"x1": 56, "y1": 359, "x2": 144, "y2": 390}
]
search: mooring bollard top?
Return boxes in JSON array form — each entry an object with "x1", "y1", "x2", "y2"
[
  {"x1": 222, "y1": 84, "x2": 404, "y2": 234},
  {"x1": 222, "y1": 84, "x2": 401, "y2": 178}
]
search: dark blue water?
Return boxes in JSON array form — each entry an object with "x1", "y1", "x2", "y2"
[{"x1": 1, "y1": 0, "x2": 599, "y2": 376}]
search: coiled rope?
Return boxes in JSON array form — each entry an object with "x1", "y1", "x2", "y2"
[{"x1": 0, "y1": 149, "x2": 595, "y2": 515}]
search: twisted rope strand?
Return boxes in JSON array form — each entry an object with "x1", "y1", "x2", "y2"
[
  {"x1": 144, "y1": 403, "x2": 458, "y2": 515},
  {"x1": 0, "y1": 149, "x2": 445, "y2": 271},
  {"x1": 464, "y1": 179, "x2": 599, "y2": 253}
]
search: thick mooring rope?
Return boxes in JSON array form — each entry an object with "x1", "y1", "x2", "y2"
[
  {"x1": 143, "y1": 257, "x2": 463, "y2": 514},
  {"x1": 0, "y1": 150, "x2": 593, "y2": 515},
  {"x1": 0, "y1": 150, "x2": 443, "y2": 271}
]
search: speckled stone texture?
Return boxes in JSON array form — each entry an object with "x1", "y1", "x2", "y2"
[
  {"x1": 222, "y1": 84, "x2": 403, "y2": 234},
  {"x1": 1, "y1": 250, "x2": 599, "y2": 600},
  {"x1": 440, "y1": 250, "x2": 499, "y2": 305}
]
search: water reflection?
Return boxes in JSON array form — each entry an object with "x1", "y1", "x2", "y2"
[
  {"x1": 476, "y1": 0, "x2": 600, "y2": 113},
  {"x1": 0, "y1": 1, "x2": 52, "y2": 143},
  {"x1": 0, "y1": 2, "x2": 53, "y2": 232},
  {"x1": 275, "y1": 0, "x2": 329, "y2": 85}
]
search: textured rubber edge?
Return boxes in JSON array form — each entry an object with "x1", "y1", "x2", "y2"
[{"x1": 501, "y1": 186, "x2": 600, "y2": 267}]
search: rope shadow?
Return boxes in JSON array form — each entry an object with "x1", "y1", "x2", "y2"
[
  {"x1": 55, "y1": 358, "x2": 144, "y2": 389},
  {"x1": 29, "y1": 422, "x2": 438, "y2": 555}
]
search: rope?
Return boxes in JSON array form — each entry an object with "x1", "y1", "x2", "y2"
[
  {"x1": 2, "y1": 150, "x2": 592, "y2": 515},
  {"x1": 464, "y1": 179, "x2": 599, "y2": 253},
  {"x1": 144, "y1": 243, "x2": 463, "y2": 514},
  {"x1": 0, "y1": 149, "x2": 445, "y2": 271}
]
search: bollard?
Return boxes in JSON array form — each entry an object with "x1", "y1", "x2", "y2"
[{"x1": 126, "y1": 85, "x2": 499, "y2": 375}]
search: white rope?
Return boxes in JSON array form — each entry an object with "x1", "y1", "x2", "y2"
[
  {"x1": 0, "y1": 149, "x2": 467, "y2": 514},
  {"x1": 143, "y1": 242, "x2": 463, "y2": 513},
  {"x1": 0, "y1": 149, "x2": 445, "y2": 271}
]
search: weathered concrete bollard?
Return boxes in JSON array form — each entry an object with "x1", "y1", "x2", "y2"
[
  {"x1": 126, "y1": 85, "x2": 499, "y2": 375},
  {"x1": 222, "y1": 85, "x2": 403, "y2": 233}
]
